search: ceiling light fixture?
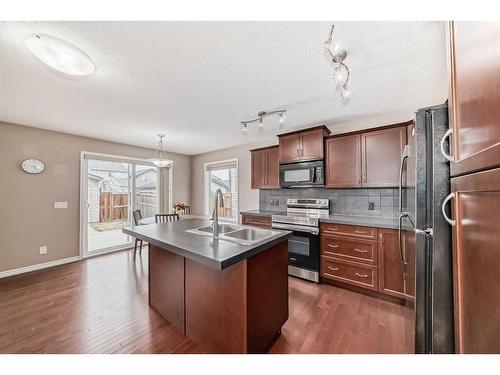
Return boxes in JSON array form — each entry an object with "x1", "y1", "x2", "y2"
[
  {"x1": 240, "y1": 110, "x2": 287, "y2": 132},
  {"x1": 25, "y1": 34, "x2": 96, "y2": 77},
  {"x1": 324, "y1": 25, "x2": 350, "y2": 99},
  {"x1": 149, "y1": 134, "x2": 173, "y2": 168}
]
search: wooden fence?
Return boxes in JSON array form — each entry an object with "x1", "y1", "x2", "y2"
[
  {"x1": 99, "y1": 192, "x2": 128, "y2": 222},
  {"x1": 135, "y1": 192, "x2": 157, "y2": 219},
  {"x1": 99, "y1": 191, "x2": 157, "y2": 222}
]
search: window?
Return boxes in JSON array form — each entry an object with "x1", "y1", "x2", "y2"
[{"x1": 204, "y1": 159, "x2": 238, "y2": 223}]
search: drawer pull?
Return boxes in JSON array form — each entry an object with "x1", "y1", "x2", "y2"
[
  {"x1": 355, "y1": 230, "x2": 367, "y2": 234},
  {"x1": 355, "y1": 272, "x2": 369, "y2": 278},
  {"x1": 327, "y1": 244, "x2": 339, "y2": 248},
  {"x1": 353, "y1": 248, "x2": 368, "y2": 253},
  {"x1": 328, "y1": 266, "x2": 339, "y2": 271}
]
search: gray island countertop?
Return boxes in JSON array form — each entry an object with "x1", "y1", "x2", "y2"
[
  {"x1": 241, "y1": 210, "x2": 400, "y2": 230},
  {"x1": 123, "y1": 218, "x2": 292, "y2": 270}
]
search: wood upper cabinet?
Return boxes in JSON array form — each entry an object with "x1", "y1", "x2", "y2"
[
  {"x1": 449, "y1": 22, "x2": 500, "y2": 177},
  {"x1": 299, "y1": 128, "x2": 325, "y2": 161},
  {"x1": 278, "y1": 133, "x2": 301, "y2": 163},
  {"x1": 325, "y1": 134, "x2": 362, "y2": 187},
  {"x1": 325, "y1": 124, "x2": 409, "y2": 188},
  {"x1": 278, "y1": 126, "x2": 330, "y2": 163},
  {"x1": 250, "y1": 146, "x2": 279, "y2": 189},
  {"x1": 378, "y1": 229, "x2": 414, "y2": 300},
  {"x1": 265, "y1": 146, "x2": 279, "y2": 188},
  {"x1": 451, "y1": 167, "x2": 500, "y2": 353},
  {"x1": 361, "y1": 127, "x2": 406, "y2": 187}
]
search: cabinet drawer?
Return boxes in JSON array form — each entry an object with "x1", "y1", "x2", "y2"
[
  {"x1": 320, "y1": 223, "x2": 377, "y2": 240},
  {"x1": 321, "y1": 235, "x2": 378, "y2": 265},
  {"x1": 321, "y1": 257, "x2": 378, "y2": 291},
  {"x1": 241, "y1": 214, "x2": 271, "y2": 228}
]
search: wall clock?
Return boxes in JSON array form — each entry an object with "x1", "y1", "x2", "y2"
[{"x1": 21, "y1": 159, "x2": 45, "y2": 174}]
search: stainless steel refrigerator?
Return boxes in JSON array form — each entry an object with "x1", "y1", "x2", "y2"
[{"x1": 401, "y1": 103, "x2": 455, "y2": 353}]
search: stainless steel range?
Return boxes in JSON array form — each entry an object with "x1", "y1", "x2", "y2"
[{"x1": 272, "y1": 198, "x2": 329, "y2": 282}]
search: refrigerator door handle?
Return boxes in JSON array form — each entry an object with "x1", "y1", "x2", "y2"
[
  {"x1": 441, "y1": 192, "x2": 456, "y2": 226},
  {"x1": 398, "y1": 213, "x2": 409, "y2": 276},
  {"x1": 440, "y1": 128, "x2": 454, "y2": 162},
  {"x1": 398, "y1": 145, "x2": 409, "y2": 213}
]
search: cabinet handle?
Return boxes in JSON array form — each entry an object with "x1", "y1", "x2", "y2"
[
  {"x1": 441, "y1": 192, "x2": 456, "y2": 226},
  {"x1": 328, "y1": 266, "x2": 339, "y2": 271},
  {"x1": 440, "y1": 128, "x2": 454, "y2": 162},
  {"x1": 327, "y1": 244, "x2": 339, "y2": 248},
  {"x1": 355, "y1": 272, "x2": 369, "y2": 278},
  {"x1": 355, "y1": 230, "x2": 367, "y2": 234},
  {"x1": 354, "y1": 248, "x2": 368, "y2": 253},
  {"x1": 296, "y1": 149, "x2": 300, "y2": 157}
]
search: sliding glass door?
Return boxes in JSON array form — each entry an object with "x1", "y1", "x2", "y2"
[{"x1": 81, "y1": 155, "x2": 160, "y2": 257}]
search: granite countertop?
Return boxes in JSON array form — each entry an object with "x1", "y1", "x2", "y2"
[
  {"x1": 123, "y1": 218, "x2": 292, "y2": 270},
  {"x1": 241, "y1": 210, "x2": 400, "y2": 230}
]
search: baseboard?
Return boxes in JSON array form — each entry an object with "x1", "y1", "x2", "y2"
[{"x1": 0, "y1": 256, "x2": 82, "y2": 279}]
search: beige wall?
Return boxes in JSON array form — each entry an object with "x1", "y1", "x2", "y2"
[
  {"x1": 190, "y1": 141, "x2": 275, "y2": 217},
  {"x1": 0, "y1": 122, "x2": 191, "y2": 272}
]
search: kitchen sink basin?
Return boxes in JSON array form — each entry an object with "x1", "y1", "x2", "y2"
[
  {"x1": 186, "y1": 224, "x2": 280, "y2": 245},
  {"x1": 196, "y1": 224, "x2": 241, "y2": 234},
  {"x1": 223, "y1": 228, "x2": 272, "y2": 242}
]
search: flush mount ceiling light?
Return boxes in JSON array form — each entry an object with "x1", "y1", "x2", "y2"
[
  {"x1": 149, "y1": 134, "x2": 173, "y2": 168},
  {"x1": 324, "y1": 25, "x2": 350, "y2": 99},
  {"x1": 25, "y1": 34, "x2": 96, "y2": 77},
  {"x1": 240, "y1": 110, "x2": 287, "y2": 133}
]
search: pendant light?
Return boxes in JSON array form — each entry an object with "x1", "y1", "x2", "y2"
[{"x1": 149, "y1": 134, "x2": 173, "y2": 168}]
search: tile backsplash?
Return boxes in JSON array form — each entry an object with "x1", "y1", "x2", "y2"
[{"x1": 259, "y1": 188, "x2": 399, "y2": 218}]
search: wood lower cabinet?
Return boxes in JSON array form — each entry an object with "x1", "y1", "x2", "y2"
[
  {"x1": 361, "y1": 127, "x2": 407, "y2": 187},
  {"x1": 321, "y1": 222, "x2": 377, "y2": 240},
  {"x1": 320, "y1": 223, "x2": 379, "y2": 293},
  {"x1": 320, "y1": 224, "x2": 415, "y2": 301},
  {"x1": 321, "y1": 256, "x2": 378, "y2": 292},
  {"x1": 449, "y1": 22, "x2": 500, "y2": 177},
  {"x1": 250, "y1": 146, "x2": 279, "y2": 189},
  {"x1": 378, "y1": 229, "x2": 414, "y2": 300},
  {"x1": 325, "y1": 135, "x2": 362, "y2": 187},
  {"x1": 451, "y1": 167, "x2": 500, "y2": 353},
  {"x1": 241, "y1": 213, "x2": 272, "y2": 228},
  {"x1": 278, "y1": 125, "x2": 330, "y2": 163}
]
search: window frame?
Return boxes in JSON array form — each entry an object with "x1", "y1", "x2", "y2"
[{"x1": 203, "y1": 158, "x2": 239, "y2": 223}]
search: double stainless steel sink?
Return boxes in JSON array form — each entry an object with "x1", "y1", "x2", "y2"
[{"x1": 186, "y1": 223, "x2": 279, "y2": 245}]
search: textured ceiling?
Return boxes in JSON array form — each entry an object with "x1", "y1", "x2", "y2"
[{"x1": 0, "y1": 21, "x2": 448, "y2": 155}]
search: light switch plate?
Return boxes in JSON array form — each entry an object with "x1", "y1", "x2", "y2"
[
  {"x1": 54, "y1": 201, "x2": 68, "y2": 209},
  {"x1": 39, "y1": 246, "x2": 47, "y2": 255}
]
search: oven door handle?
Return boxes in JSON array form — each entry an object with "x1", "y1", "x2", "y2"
[{"x1": 272, "y1": 223, "x2": 319, "y2": 235}]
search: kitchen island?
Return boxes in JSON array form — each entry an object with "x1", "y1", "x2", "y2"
[{"x1": 123, "y1": 218, "x2": 291, "y2": 353}]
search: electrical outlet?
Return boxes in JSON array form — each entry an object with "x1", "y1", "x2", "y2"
[
  {"x1": 54, "y1": 201, "x2": 68, "y2": 209},
  {"x1": 368, "y1": 202, "x2": 375, "y2": 210},
  {"x1": 39, "y1": 246, "x2": 47, "y2": 255}
]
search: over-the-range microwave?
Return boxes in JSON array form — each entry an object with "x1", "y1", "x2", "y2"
[{"x1": 279, "y1": 160, "x2": 324, "y2": 188}]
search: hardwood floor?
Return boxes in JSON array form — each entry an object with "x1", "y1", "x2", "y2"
[{"x1": 0, "y1": 249, "x2": 413, "y2": 354}]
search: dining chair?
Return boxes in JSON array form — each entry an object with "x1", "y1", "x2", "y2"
[
  {"x1": 183, "y1": 205, "x2": 191, "y2": 214},
  {"x1": 132, "y1": 209, "x2": 143, "y2": 260},
  {"x1": 155, "y1": 213, "x2": 180, "y2": 223}
]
